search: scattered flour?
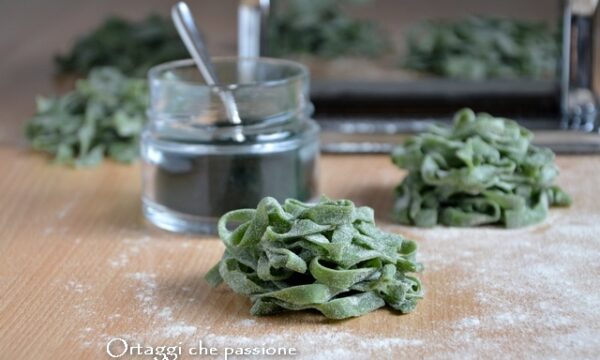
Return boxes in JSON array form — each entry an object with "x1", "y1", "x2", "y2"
[
  {"x1": 107, "y1": 237, "x2": 150, "y2": 268},
  {"x1": 65, "y1": 280, "x2": 90, "y2": 294},
  {"x1": 72, "y1": 205, "x2": 600, "y2": 359},
  {"x1": 109, "y1": 253, "x2": 130, "y2": 268},
  {"x1": 161, "y1": 323, "x2": 198, "y2": 338},
  {"x1": 129, "y1": 272, "x2": 158, "y2": 315},
  {"x1": 238, "y1": 319, "x2": 257, "y2": 327},
  {"x1": 158, "y1": 307, "x2": 173, "y2": 319},
  {"x1": 395, "y1": 210, "x2": 600, "y2": 358},
  {"x1": 455, "y1": 316, "x2": 480, "y2": 329}
]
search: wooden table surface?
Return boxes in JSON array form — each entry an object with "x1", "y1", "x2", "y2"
[
  {"x1": 2, "y1": 149, "x2": 600, "y2": 359},
  {"x1": 1, "y1": 1, "x2": 600, "y2": 359}
]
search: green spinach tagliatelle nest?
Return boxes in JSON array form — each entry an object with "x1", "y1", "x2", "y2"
[
  {"x1": 26, "y1": 67, "x2": 147, "y2": 167},
  {"x1": 403, "y1": 17, "x2": 559, "y2": 80},
  {"x1": 205, "y1": 197, "x2": 423, "y2": 319},
  {"x1": 392, "y1": 108, "x2": 571, "y2": 228}
]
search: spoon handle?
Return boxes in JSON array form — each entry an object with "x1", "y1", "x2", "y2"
[{"x1": 172, "y1": 2, "x2": 243, "y2": 125}]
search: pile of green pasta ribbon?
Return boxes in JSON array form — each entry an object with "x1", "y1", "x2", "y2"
[
  {"x1": 205, "y1": 197, "x2": 423, "y2": 319},
  {"x1": 392, "y1": 108, "x2": 571, "y2": 228},
  {"x1": 403, "y1": 17, "x2": 559, "y2": 80},
  {"x1": 26, "y1": 68, "x2": 147, "y2": 167}
]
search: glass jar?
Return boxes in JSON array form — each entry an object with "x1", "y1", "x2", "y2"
[{"x1": 141, "y1": 57, "x2": 319, "y2": 234}]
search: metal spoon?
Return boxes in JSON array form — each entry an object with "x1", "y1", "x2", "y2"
[{"x1": 171, "y1": 2, "x2": 244, "y2": 138}]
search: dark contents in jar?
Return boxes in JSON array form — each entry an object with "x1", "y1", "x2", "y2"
[{"x1": 146, "y1": 142, "x2": 318, "y2": 217}]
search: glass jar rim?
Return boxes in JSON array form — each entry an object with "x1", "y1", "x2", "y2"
[{"x1": 147, "y1": 57, "x2": 310, "y2": 91}]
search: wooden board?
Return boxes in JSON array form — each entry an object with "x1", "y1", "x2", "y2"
[
  {"x1": 1, "y1": 148, "x2": 600, "y2": 359},
  {"x1": 1, "y1": 1, "x2": 600, "y2": 358}
]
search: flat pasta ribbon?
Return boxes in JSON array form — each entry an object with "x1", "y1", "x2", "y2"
[
  {"x1": 205, "y1": 197, "x2": 423, "y2": 319},
  {"x1": 391, "y1": 108, "x2": 571, "y2": 228}
]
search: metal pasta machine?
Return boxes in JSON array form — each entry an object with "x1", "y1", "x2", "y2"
[{"x1": 238, "y1": 0, "x2": 600, "y2": 153}]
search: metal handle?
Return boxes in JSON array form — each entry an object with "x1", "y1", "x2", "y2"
[
  {"x1": 561, "y1": 0, "x2": 599, "y2": 129},
  {"x1": 238, "y1": 0, "x2": 270, "y2": 57},
  {"x1": 172, "y1": 2, "x2": 243, "y2": 126}
]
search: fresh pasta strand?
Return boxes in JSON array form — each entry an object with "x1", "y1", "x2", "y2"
[
  {"x1": 391, "y1": 108, "x2": 571, "y2": 228},
  {"x1": 205, "y1": 197, "x2": 423, "y2": 319}
]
